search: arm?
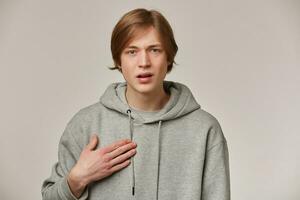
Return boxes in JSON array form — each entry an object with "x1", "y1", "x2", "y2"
[
  {"x1": 201, "y1": 118, "x2": 231, "y2": 200},
  {"x1": 201, "y1": 140, "x2": 231, "y2": 200},
  {"x1": 41, "y1": 124, "x2": 89, "y2": 200}
]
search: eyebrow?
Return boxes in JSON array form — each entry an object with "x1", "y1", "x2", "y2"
[{"x1": 125, "y1": 44, "x2": 162, "y2": 49}]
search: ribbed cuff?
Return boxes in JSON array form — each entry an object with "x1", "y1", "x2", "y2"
[{"x1": 59, "y1": 176, "x2": 89, "y2": 200}]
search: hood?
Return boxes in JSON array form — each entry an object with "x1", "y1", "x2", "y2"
[{"x1": 99, "y1": 80, "x2": 201, "y2": 124}]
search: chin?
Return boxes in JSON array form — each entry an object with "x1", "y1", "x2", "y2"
[
  {"x1": 135, "y1": 86, "x2": 155, "y2": 94},
  {"x1": 133, "y1": 83, "x2": 157, "y2": 94}
]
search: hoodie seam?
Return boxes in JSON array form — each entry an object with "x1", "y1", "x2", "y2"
[{"x1": 207, "y1": 140, "x2": 226, "y2": 152}]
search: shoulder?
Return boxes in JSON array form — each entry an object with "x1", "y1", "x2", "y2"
[
  {"x1": 67, "y1": 101, "x2": 105, "y2": 126},
  {"x1": 190, "y1": 108, "x2": 226, "y2": 147},
  {"x1": 62, "y1": 101, "x2": 106, "y2": 142},
  {"x1": 189, "y1": 108, "x2": 223, "y2": 129},
  {"x1": 60, "y1": 102, "x2": 106, "y2": 148}
]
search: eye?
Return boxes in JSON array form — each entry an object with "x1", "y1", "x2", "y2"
[
  {"x1": 151, "y1": 48, "x2": 161, "y2": 53},
  {"x1": 127, "y1": 50, "x2": 136, "y2": 55}
]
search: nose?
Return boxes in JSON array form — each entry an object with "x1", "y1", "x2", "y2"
[{"x1": 138, "y1": 50, "x2": 150, "y2": 68}]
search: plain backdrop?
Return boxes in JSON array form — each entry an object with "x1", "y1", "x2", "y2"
[{"x1": 0, "y1": 0, "x2": 299, "y2": 199}]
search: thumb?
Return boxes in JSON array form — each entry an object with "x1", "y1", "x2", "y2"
[{"x1": 86, "y1": 134, "x2": 99, "y2": 151}]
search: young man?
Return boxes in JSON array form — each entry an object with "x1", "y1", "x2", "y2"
[{"x1": 42, "y1": 8, "x2": 230, "y2": 200}]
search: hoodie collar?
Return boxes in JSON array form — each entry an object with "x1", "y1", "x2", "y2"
[{"x1": 100, "y1": 80, "x2": 201, "y2": 123}]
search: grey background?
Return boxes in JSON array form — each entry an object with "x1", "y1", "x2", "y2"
[{"x1": 0, "y1": 0, "x2": 299, "y2": 199}]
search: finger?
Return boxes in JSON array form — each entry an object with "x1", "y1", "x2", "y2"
[
  {"x1": 109, "y1": 148, "x2": 136, "y2": 166},
  {"x1": 107, "y1": 142, "x2": 137, "y2": 160},
  {"x1": 109, "y1": 160, "x2": 131, "y2": 173},
  {"x1": 86, "y1": 134, "x2": 99, "y2": 151},
  {"x1": 102, "y1": 139, "x2": 132, "y2": 154}
]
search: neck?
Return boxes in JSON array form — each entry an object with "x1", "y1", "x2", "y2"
[{"x1": 125, "y1": 84, "x2": 170, "y2": 112}]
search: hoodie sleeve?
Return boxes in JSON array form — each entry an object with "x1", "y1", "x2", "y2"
[
  {"x1": 201, "y1": 119, "x2": 231, "y2": 200},
  {"x1": 41, "y1": 119, "x2": 89, "y2": 200}
]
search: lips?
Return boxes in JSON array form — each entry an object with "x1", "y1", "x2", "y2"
[
  {"x1": 136, "y1": 72, "x2": 153, "y2": 84},
  {"x1": 136, "y1": 72, "x2": 153, "y2": 78}
]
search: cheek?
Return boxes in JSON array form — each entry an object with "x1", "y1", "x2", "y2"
[
  {"x1": 120, "y1": 56, "x2": 137, "y2": 68},
  {"x1": 159, "y1": 60, "x2": 169, "y2": 73},
  {"x1": 121, "y1": 67, "x2": 130, "y2": 78},
  {"x1": 119, "y1": 65, "x2": 133, "y2": 82}
]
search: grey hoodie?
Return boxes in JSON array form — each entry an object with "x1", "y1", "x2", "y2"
[{"x1": 42, "y1": 81, "x2": 230, "y2": 200}]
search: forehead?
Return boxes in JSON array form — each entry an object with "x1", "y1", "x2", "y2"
[{"x1": 125, "y1": 26, "x2": 163, "y2": 48}]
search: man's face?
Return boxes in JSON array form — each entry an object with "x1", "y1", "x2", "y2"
[{"x1": 120, "y1": 26, "x2": 169, "y2": 96}]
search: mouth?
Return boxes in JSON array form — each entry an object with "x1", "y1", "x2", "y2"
[
  {"x1": 136, "y1": 72, "x2": 153, "y2": 83},
  {"x1": 136, "y1": 72, "x2": 153, "y2": 78}
]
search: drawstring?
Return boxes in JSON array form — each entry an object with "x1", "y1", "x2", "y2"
[
  {"x1": 126, "y1": 109, "x2": 163, "y2": 199},
  {"x1": 156, "y1": 120, "x2": 162, "y2": 200},
  {"x1": 127, "y1": 109, "x2": 135, "y2": 196}
]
